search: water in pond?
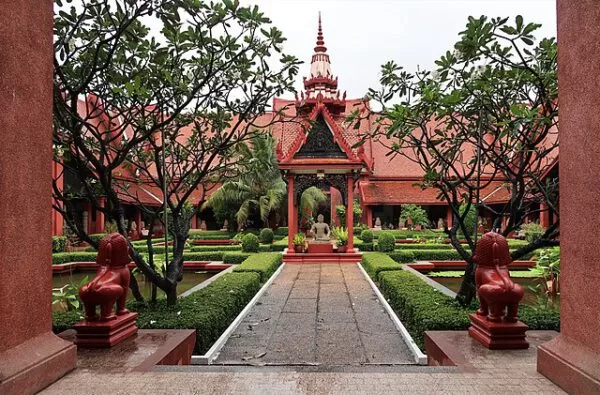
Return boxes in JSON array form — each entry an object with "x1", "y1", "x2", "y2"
[
  {"x1": 52, "y1": 270, "x2": 217, "y2": 301},
  {"x1": 432, "y1": 277, "x2": 560, "y2": 307}
]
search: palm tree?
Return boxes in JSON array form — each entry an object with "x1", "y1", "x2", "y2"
[
  {"x1": 299, "y1": 186, "x2": 327, "y2": 231},
  {"x1": 203, "y1": 134, "x2": 286, "y2": 229}
]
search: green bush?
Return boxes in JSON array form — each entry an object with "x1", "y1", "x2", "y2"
[
  {"x1": 182, "y1": 251, "x2": 224, "y2": 261},
  {"x1": 377, "y1": 232, "x2": 396, "y2": 252},
  {"x1": 52, "y1": 252, "x2": 98, "y2": 265},
  {"x1": 408, "y1": 249, "x2": 462, "y2": 261},
  {"x1": 190, "y1": 245, "x2": 242, "y2": 252},
  {"x1": 52, "y1": 310, "x2": 83, "y2": 333},
  {"x1": 241, "y1": 233, "x2": 259, "y2": 253},
  {"x1": 395, "y1": 243, "x2": 456, "y2": 250},
  {"x1": 387, "y1": 251, "x2": 416, "y2": 263},
  {"x1": 89, "y1": 233, "x2": 107, "y2": 244},
  {"x1": 362, "y1": 253, "x2": 403, "y2": 279},
  {"x1": 521, "y1": 222, "x2": 545, "y2": 243},
  {"x1": 223, "y1": 252, "x2": 251, "y2": 264},
  {"x1": 275, "y1": 227, "x2": 288, "y2": 236},
  {"x1": 259, "y1": 228, "x2": 275, "y2": 244},
  {"x1": 359, "y1": 242, "x2": 374, "y2": 251},
  {"x1": 270, "y1": 237, "x2": 288, "y2": 252},
  {"x1": 133, "y1": 272, "x2": 262, "y2": 354},
  {"x1": 258, "y1": 244, "x2": 272, "y2": 252},
  {"x1": 188, "y1": 230, "x2": 234, "y2": 240},
  {"x1": 360, "y1": 229, "x2": 374, "y2": 243},
  {"x1": 233, "y1": 253, "x2": 282, "y2": 282},
  {"x1": 378, "y1": 270, "x2": 471, "y2": 349},
  {"x1": 52, "y1": 236, "x2": 67, "y2": 253}
]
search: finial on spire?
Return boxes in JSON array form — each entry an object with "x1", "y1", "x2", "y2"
[{"x1": 315, "y1": 12, "x2": 327, "y2": 52}]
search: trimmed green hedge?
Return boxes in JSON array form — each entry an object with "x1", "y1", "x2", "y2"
[
  {"x1": 387, "y1": 251, "x2": 416, "y2": 263},
  {"x1": 89, "y1": 233, "x2": 107, "y2": 244},
  {"x1": 409, "y1": 249, "x2": 463, "y2": 261},
  {"x1": 374, "y1": 229, "x2": 441, "y2": 240},
  {"x1": 190, "y1": 245, "x2": 242, "y2": 252},
  {"x1": 270, "y1": 237, "x2": 288, "y2": 252},
  {"x1": 182, "y1": 252, "x2": 224, "y2": 261},
  {"x1": 241, "y1": 233, "x2": 260, "y2": 253},
  {"x1": 377, "y1": 270, "x2": 560, "y2": 351},
  {"x1": 52, "y1": 252, "x2": 98, "y2": 265},
  {"x1": 259, "y1": 228, "x2": 274, "y2": 244},
  {"x1": 359, "y1": 242, "x2": 374, "y2": 251},
  {"x1": 361, "y1": 253, "x2": 403, "y2": 279},
  {"x1": 52, "y1": 310, "x2": 83, "y2": 333},
  {"x1": 223, "y1": 252, "x2": 252, "y2": 264},
  {"x1": 395, "y1": 243, "x2": 456, "y2": 250},
  {"x1": 188, "y1": 230, "x2": 234, "y2": 240},
  {"x1": 232, "y1": 253, "x2": 282, "y2": 282},
  {"x1": 275, "y1": 227, "x2": 288, "y2": 236},
  {"x1": 360, "y1": 229, "x2": 374, "y2": 243},
  {"x1": 378, "y1": 232, "x2": 396, "y2": 252},
  {"x1": 52, "y1": 236, "x2": 67, "y2": 253},
  {"x1": 133, "y1": 272, "x2": 262, "y2": 353}
]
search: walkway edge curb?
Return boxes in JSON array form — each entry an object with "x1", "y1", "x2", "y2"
[
  {"x1": 356, "y1": 263, "x2": 428, "y2": 365},
  {"x1": 191, "y1": 263, "x2": 286, "y2": 365},
  {"x1": 179, "y1": 266, "x2": 234, "y2": 299}
]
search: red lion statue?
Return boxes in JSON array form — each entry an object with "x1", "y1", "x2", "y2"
[
  {"x1": 473, "y1": 232, "x2": 524, "y2": 323},
  {"x1": 79, "y1": 233, "x2": 131, "y2": 321}
]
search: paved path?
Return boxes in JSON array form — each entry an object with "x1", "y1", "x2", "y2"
[{"x1": 214, "y1": 263, "x2": 414, "y2": 365}]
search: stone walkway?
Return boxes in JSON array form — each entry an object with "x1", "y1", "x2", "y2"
[{"x1": 214, "y1": 263, "x2": 414, "y2": 365}]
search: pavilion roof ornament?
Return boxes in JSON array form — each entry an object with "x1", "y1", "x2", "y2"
[{"x1": 295, "y1": 12, "x2": 346, "y2": 116}]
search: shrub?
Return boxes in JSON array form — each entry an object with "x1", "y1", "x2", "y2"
[
  {"x1": 408, "y1": 249, "x2": 462, "y2": 261},
  {"x1": 522, "y1": 222, "x2": 545, "y2": 243},
  {"x1": 259, "y1": 228, "x2": 275, "y2": 244},
  {"x1": 182, "y1": 251, "x2": 224, "y2": 262},
  {"x1": 377, "y1": 232, "x2": 396, "y2": 252},
  {"x1": 132, "y1": 271, "x2": 262, "y2": 354},
  {"x1": 188, "y1": 230, "x2": 233, "y2": 240},
  {"x1": 88, "y1": 233, "x2": 107, "y2": 244},
  {"x1": 395, "y1": 243, "x2": 456, "y2": 250},
  {"x1": 190, "y1": 245, "x2": 242, "y2": 252},
  {"x1": 223, "y1": 252, "x2": 251, "y2": 264},
  {"x1": 275, "y1": 227, "x2": 288, "y2": 236},
  {"x1": 360, "y1": 229, "x2": 374, "y2": 243},
  {"x1": 387, "y1": 251, "x2": 416, "y2": 263},
  {"x1": 241, "y1": 233, "x2": 260, "y2": 252},
  {"x1": 52, "y1": 236, "x2": 67, "y2": 253},
  {"x1": 270, "y1": 237, "x2": 288, "y2": 252},
  {"x1": 52, "y1": 310, "x2": 84, "y2": 333},
  {"x1": 52, "y1": 252, "x2": 98, "y2": 265},
  {"x1": 362, "y1": 253, "x2": 403, "y2": 279},
  {"x1": 359, "y1": 242, "x2": 373, "y2": 251},
  {"x1": 233, "y1": 253, "x2": 282, "y2": 281}
]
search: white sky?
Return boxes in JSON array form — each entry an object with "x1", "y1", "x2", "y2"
[{"x1": 240, "y1": 0, "x2": 557, "y2": 99}]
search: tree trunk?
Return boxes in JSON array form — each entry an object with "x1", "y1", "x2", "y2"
[
  {"x1": 456, "y1": 258, "x2": 477, "y2": 306},
  {"x1": 165, "y1": 283, "x2": 178, "y2": 306},
  {"x1": 129, "y1": 271, "x2": 146, "y2": 303}
]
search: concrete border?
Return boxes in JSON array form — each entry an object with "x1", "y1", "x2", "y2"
[
  {"x1": 191, "y1": 263, "x2": 286, "y2": 365},
  {"x1": 356, "y1": 263, "x2": 428, "y2": 365},
  {"x1": 402, "y1": 265, "x2": 458, "y2": 298},
  {"x1": 178, "y1": 265, "x2": 234, "y2": 299}
]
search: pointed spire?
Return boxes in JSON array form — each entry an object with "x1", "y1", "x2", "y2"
[{"x1": 314, "y1": 11, "x2": 327, "y2": 53}]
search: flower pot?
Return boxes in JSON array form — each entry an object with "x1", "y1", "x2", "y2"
[
  {"x1": 337, "y1": 246, "x2": 347, "y2": 253},
  {"x1": 294, "y1": 245, "x2": 304, "y2": 253}
]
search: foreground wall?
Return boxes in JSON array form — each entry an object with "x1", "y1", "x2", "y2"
[
  {"x1": 0, "y1": 1, "x2": 76, "y2": 393},
  {"x1": 537, "y1": 1, "x2": 600, "y2": 393}
]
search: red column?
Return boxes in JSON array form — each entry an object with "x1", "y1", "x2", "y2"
[
  {"x1": 539, "y1": 202, "x2": 550, "y2": 228},
  {"x1": 191, "y1": 209, "x2": 198, "y2": 229},
  {"x1": 446, "y1": 206, "x2": 453, "y2": 228},
  {"x1": 346, "y1": 176, "x2": 354, "y2": 252},
  {"x1": 366, "y1": 205, "x2": 373, "y2": 228},
  {"x1": 537, "y1": 3, "x2": 600, "y2": 393},
  {"x1": 96, "y1": 197, "x2": 106, "y2": 233},
  {"x1": 0, "y1": 1, "x2": 76, "y2": 391},
  {"x1": 51, "y1": 161, "x2": 64, "y2": 236},
  {"x1": 136, "y1": 208, "x2": 142, "y2": 236},
  {"x1": 86, "y1": 202, "x2": 93, "y2": 234},
  {"x1": 287, "y1": 174, "x2": 295, "y2": 252}
]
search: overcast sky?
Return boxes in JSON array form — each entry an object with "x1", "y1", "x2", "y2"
[{"x1": 240, "y1": 0, "x2": 557, "y2": 99}]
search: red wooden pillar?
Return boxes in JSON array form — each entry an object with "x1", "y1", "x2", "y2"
[
  {"x1": 96, "y1": 197, "x2": 106, "y2": 233},
  {"x1": 287, "y1": 173, "x2": 295, "y2": 252},
  {"x1": 346, "y1": 176, "x2": 354, "y2": 252},
  {"x1": 446, "y1": 206, "x2": 453, "y2": 228},
  {"x1": 540, "y1": 202, "x2": 550, "y2": 228},
  {"x1": 365, "y1": 205, "x2": 373, "y2": 228},
  {"x1": 135, "y1": 208, "x2": 142, "y2": 239},
  {"x1": 51, "y1": 161, "x2": 64, "y2": 236},
  {"x1": 191, "y1": 208, "x2": 198, "y2": 229}
]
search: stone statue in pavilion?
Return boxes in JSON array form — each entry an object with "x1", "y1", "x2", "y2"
[
  {"x1": 437, "y1": 218, "x2": 445, "y2": 229},
  {"x1": 310, "y1": 214, "x2": 331, "y2": 242},
  {"x1": 374, "y1": 217, "x2": 382, "y2": 230},
  {"x1": 468, "y1": 231, "x2": 528, "y2": 349},
  {"x1": 79, "y1": 233, "x2": 132, "y2": 321}
]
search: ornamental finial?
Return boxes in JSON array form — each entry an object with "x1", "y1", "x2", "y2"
[{"x1": 315, "y1": 12, "x2": 327, "y2": 52}]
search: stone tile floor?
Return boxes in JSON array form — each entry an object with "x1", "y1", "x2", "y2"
[
  {"x1": 214, "y1": 263, "x2": 414, "y2": 365},
  {"x1": 42, "y1": 263, "x2": 565, "y2": 394}
]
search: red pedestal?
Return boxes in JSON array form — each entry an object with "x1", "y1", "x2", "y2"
[
  {"x1": 468, "y1": 313, "x2": 529, "y2": 350},
  {"x1": 74, "y1": 312, "x2": 139, "y2": 348},
  {"x1": 307, "y1": 242, "x2": 334, "y2": 253}
]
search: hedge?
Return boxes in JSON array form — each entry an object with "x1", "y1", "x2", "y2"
[
  {"x1": 360, "y1": 229, "x2": 374, "y2": 243},
  {"x1": 52, "y1": 236, "x2": 67, "y2": 253},
  {"x1": 190, "y1": 245, "x2": 242, "y2": 252},
  {"x1": 361, "y1": 253, "x2": 403, "y2": 279},
  {"x1": 377, "y1": 232, "x2": 396, "y2": 252},
  {"x1": 270, "y1": 237, "x2": 288, "y2": 252},
  {"x1": 387, "y1": 251, "x2": 416, "y2": 263},
  {"x1": 182, "y1": 251, "x2": 224, "y2": 262},
  {"x1": 89, "y1": 233, "x2": 107, "y2": 244},
  {"x1": 188, "y1": 230, "x2": 234, "y2": 240},
  {"x1": 52, "y1": 310, "x2": 84, "y2": 333},
  {"x1": 409, "y1": 249, "x2": 463, "y2": 261},
  {"x1": 259, "y1": 228, "x2": 274, "y2": 244},
  {"x1": 395, "y1": 243, "x2": 456, "y2": 250},
  {"x1": 223, "y1": 252, "x2": 252, "y2": 264},
  {"x1": 232, "y1": 253, "x2": 282, "y2": 281},
  {"x1": 52, "y1": 252, "x2": 98, "y2": 265},
  {"x1": 374, "y1": 229, "x2": 441, "y2": 240},
  {"x1": 275, "y1": 227, "x2": 288, "y2": 236},
  {"x1": 358, "y1": 242, "x2": 374, "y2": 251},
  {"x1": 133, "y1": 272, "x2": 262, "y2": 354},
  {"x1": 377, "y1": 270, "x2": 560, "y2": 351}
]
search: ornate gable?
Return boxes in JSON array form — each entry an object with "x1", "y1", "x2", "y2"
[{"x1": 294, "y1": 114, "x2": 347, "y2": 158}]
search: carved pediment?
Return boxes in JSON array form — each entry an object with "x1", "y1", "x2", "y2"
[{"x1": 294, "y1": 115, "x2": 347, "y2": 158}]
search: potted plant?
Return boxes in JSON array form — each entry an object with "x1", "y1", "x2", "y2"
[
  {"x1": 334, "y1": 227, "x2": 349, "y2": 253},
  {"x1": 293, "y1": 233, "x2": 306, "y2": 253}
]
